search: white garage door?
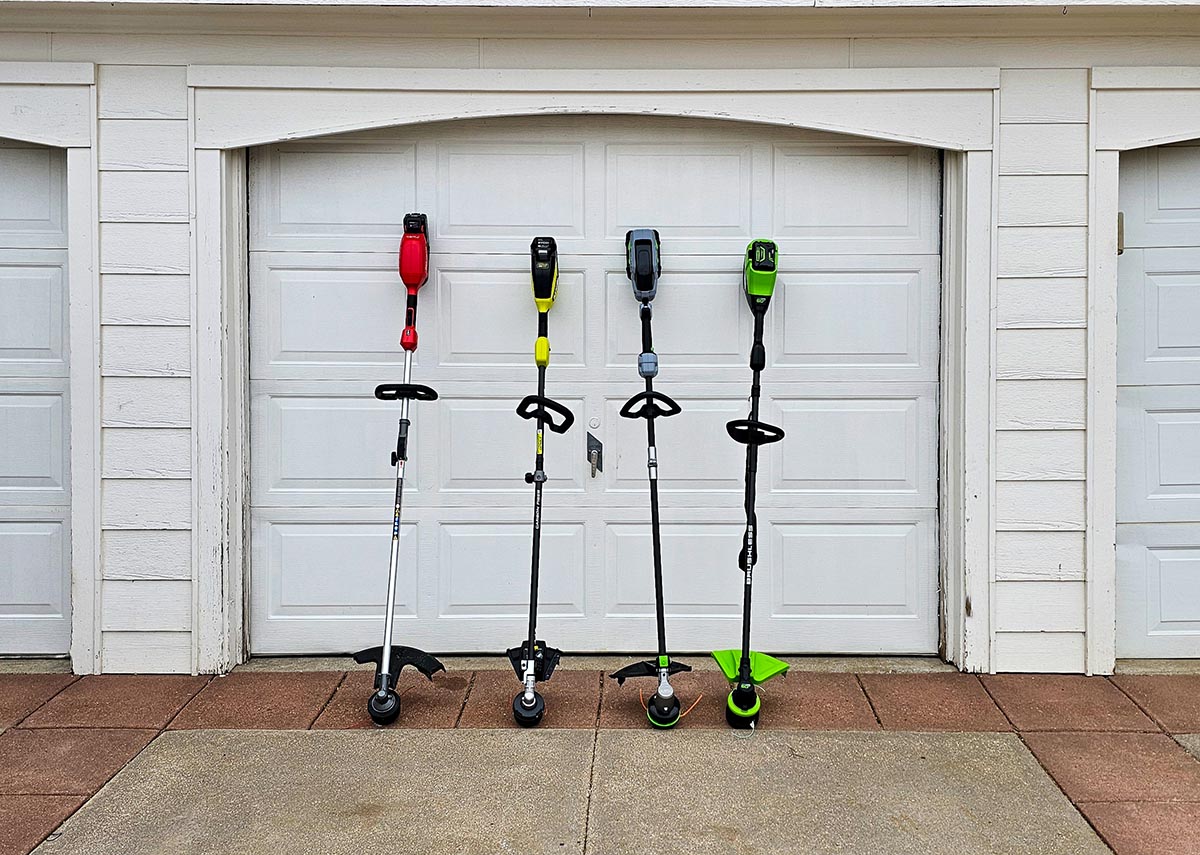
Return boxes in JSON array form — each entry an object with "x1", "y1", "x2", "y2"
[
  {"x1": 0, "y1": 139, "x2": 71, "y2": 655},
  {"x1": 248, "y1": 117, "x2": 940, "y2": 655},
  {"x1": 1117, "y1": 141, "x2": 1200, "y2": 657}
]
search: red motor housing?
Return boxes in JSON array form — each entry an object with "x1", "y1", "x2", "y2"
[{"x1": 398, "y1": 213, "x2": 429, "y2": 351}]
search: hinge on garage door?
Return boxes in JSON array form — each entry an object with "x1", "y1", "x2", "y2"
[{"x1": 1117, "y1": 211, "x2": 1125, "y2": 256}]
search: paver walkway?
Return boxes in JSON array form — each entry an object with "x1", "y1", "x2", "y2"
[{"x1": 0, "y1": 666, "x2": 1198, "y2": 854}]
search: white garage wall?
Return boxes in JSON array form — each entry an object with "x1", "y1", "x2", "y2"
[
  {"x1": 991, "y1": 69, "x2": 1091, "y2": 672},
  {"x1": 94, "y1": 64, "x2": 194, "y2": 672},
  {"x1": 4, "y1": 15, "x2": 1195, "y2": 671}
]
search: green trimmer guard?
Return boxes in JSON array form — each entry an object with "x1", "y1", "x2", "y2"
[{"x1": 711, "y1": 649, "x2": 790, "y2": 685}]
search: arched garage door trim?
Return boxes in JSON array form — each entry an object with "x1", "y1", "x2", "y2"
[{"x1": 188, "y1": 65, "x2": 1000, "y2": 673}]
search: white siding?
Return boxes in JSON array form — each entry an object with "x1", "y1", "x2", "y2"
[
  {"x1": 991, "y1": 68, "x2": 1092, "y2": 672},
  {"x1": 94, "y1": 64, "x2": 194, "y2": 672}
]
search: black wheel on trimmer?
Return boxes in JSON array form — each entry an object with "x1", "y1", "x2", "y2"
[
  {"x1": 367, "y1": 690, "x2": 401, "y2": 727},
  {"x1": 512, "y1": 690, "x2": 546, "y2": 728}
]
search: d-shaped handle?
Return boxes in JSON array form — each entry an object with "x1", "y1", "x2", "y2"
[
  {"x1": 516, "y1": 394, "x2": 576, "y2": 434},
  {"x1": 619, "y1": 390, "x2": 681, "y2": 421},
  {"x1": 725, "y1": 418, "x2": 785, "y2": 446}
]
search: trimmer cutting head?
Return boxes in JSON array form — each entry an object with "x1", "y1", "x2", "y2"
[
  {"x1": 625, "y1": 228, "x2": 661, "y2": 303},
  {"x1": 743, "y1": 239, "x2": 778, "y2": 312},
  {"x1": 530, "y1": 236, "x2": 559, "y2": 312}
]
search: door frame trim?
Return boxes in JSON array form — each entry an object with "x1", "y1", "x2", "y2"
[
  {"x1": 190, "y1": 65, "x2": 1000, "y2": 672},
  {"x1": 1088, "y1": 67, "x2": 1200, "y2": 671},
  {"x1": 0, "y1": 62, "x2": 101, "y2": 671}
]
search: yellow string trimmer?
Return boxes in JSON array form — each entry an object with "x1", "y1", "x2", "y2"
[{"x1": 507, "y1": 236, "x2": 576, "y2": 727}]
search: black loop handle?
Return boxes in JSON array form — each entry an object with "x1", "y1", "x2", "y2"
[
  {"x1": 726, "y1": 418, "x2": 785, "y2": 446},
  {"x1": 375, "y1": 383, "x2": 438, "y2": 402},
  {"x1": 516, "y1": 394, "x2": 576, "y2": 434},
  {"x1": 619, "y1": 390, "x2": 682, "y2": 421}
]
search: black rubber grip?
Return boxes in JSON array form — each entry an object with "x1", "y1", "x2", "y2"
[
  {"x1": 619, "y1": 390, "x2": 682, "y2": 420},
  {"x1": 726, "y1": 418, "x2": 785, "y2": 446},
  {"x1": 375, "y1": 383, "x2": 438, "y2": 402},
  {"x1": 516, "y1": 394, "x2": 575, "y2": 434}
]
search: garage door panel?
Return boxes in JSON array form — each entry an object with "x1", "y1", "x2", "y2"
[
  {"x1": 264, "y1": 518, "x2": 418, "y2": 616},
  {"x1": 0, "y1": 143, "x2": 67, "y2": 250},
  {"x1": 1117, "y1": 524, "x2": 1200, "y2": 657},
  {"x1": 439, "y1": 521, "x2": 585, "y2": 618},
  {"x1": 0, "y1": 389, "x2": 67, "y2": 505},
  {"x1": 773, "y1": 144, "x2": 939, "y2": 254},
  {"x1": 439, "y1": 395, "x2": 585, "y2": 494},
  {"x1": 605, "y1": 268, "x2": 749, "y2": 369},
  {"x1": 1117, "y1": 248, "x2": 1200, "y2": 386},
  {"x1": 438, "y1": 264, "x2": 586, "y2": 368},
  {"x1": 250, "y1": 256, "x2": 416, "y2": 378},
  {"x1": 604, "y1": 394, "x2": 746, "y2": 493},
  {"x1": 0, "y1": 258, "x2": 67, "y2": 377},
  {"x1": 772, "y1": 258, "x2": 939, "y2": 380},
  {"x1": 0, "y1": 515, "x2": 70, "y2": 654},
  {"x1": 770, "y1": 516, "x2": 931, "y2": 619},
  {"x1": 438, "y1": 143, "x2": 585, "y2": 239},
  {"x1": 771, "y1": 388, "x2": 935, "y2": 506},
  {"x1": 250, "y1": 142, "x2": 417, "y2": 249},
  {"x1": 1119, "y1": 144, "x2": 1200, "y2": 249},
  {"x1": 1118, "y1": 385, "x2": 1200, "y2": 523},
  {"x1": 0, "y1": 519, "x2": 67, "y2": 615},
  {"x1": 604, "y1": 523, "x2": 744, "y2": 618},
  {"x1": 606, "y1": 143, "x2": 752, "y2": 241},
  {"x1": 252, "y1": 390, "x2": 427, "y2": 502}
]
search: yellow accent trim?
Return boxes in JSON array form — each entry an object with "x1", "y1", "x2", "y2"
[
  {"x1": 536, "y1": 432, "x2": 543, "y2": 455},
  {"x1": 534, "y1": 336, "x2": 550, "y2": 367},
  {"x1": 533, "y1": 296, "x2": 555, "y2": 314}
]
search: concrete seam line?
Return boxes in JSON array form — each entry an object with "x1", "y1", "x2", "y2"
[
  {"x1": 581, "y1": 727, "x2": 600, "y2": 855},
  {"x1": 10, "y1": 675, "x2": 81, "y2": 730},
  {"x1": 855, "y1": 674, "x2": 884, "y2": 728},
  {"x1": 1105, "y1": 676, "x2": 1169, "y2": 734},
  {"x1": 307, "y1": 671, "x2": 348, "y2": 729},
  {"x1": 454, "y1": 670, "x2": 477, "y2": 729}
]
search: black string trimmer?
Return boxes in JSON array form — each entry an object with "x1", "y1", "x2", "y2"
[
  {"x1": 353, "y1": 213, "x2": 446, "y2": 726},
  {"x1": 610, "y1": 229, "x2": 692, "y2": 729},
  {"x1": 712, "y1": 239, "x2": 789, "y2": 730},
  {"x1": 508, "y1": 236, "x2": 576, "y2": 727}
]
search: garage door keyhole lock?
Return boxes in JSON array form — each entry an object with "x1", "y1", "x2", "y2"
[{"x1": 587, "y1": 432, "x2": 603, "y2": 477}]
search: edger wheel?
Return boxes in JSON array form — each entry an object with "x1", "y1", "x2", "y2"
[
  {"x1": 367, "y1": 690, "x2": 401, "y2": 726},
  {"x1": 512, "y1": 691, "x2": 546, "y2": 728}
]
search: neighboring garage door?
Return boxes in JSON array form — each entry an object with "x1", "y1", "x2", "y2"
[
  {"x1": 1117, "y1": 141, "x2": 1200, "y2": 657},
  {"x1": 0, "y1": 139, "x2": 71, "y2": 655},
  {"x1": 248, "y1": 116, "x2": 940, "y2": 655}
]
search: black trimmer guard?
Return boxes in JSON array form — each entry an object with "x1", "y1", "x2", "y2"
[
  {"x1": 609, "y1": 658, "x2": 691, "y2": 686},
  {"x1": 506, "y1": 641, "x2": 561, "y2": 683},
  {"x1": 352, "y1": 645, "x2": 445, "y2": 692}
]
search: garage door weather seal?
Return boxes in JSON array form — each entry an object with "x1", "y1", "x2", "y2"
[
  {"x1": 609, "y1": 229, "x2": 694, "y2": 729},
  {"x1": 712, "y1": 239, "x2": 790, "y2": 730},
  {"x1": 507, "y1": 236, "x2": 577, "y2": 728},
  {"x1": 352, "y1": 213, "x2": 446, "y2": 727}
]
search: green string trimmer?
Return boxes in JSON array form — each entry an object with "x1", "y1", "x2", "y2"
[{"x1": 712, "y1": 239, "x2": 789, "y2": 730}]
